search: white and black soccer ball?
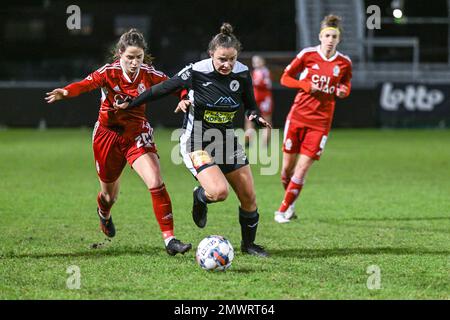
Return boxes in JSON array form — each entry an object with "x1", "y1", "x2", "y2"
[{"x1": 196, "y1": 235, "x2": 234, "y2": 271}]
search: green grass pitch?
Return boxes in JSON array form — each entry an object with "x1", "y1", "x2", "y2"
[{"x1": 0, "y1": 128, "x2": 449, "y2": 299}]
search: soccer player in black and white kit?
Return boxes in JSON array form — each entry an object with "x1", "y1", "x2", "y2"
[{"x1": 115, "y1": 23, "x2": 271, "y2": 257}]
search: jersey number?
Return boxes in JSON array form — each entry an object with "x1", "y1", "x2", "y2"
[{"x1": 135, "y1": 132, "x2": 153, "y2": 148}]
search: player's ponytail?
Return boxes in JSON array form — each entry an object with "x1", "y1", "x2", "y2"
[
  {"x1": 208, "y1": 22, "x2": 242, "y2": 54},
  {"x1": 220, "y1": 23, "x2": 234, "y2": 36},
  {"x1": 111, "y1": 28, "x2": 154, "y2": 64}
]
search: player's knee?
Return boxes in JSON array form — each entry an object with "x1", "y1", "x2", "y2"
[
  {"x1": 243, "y1": 191, "x2": 256, "y2": 208},
  {"x1": 101, "y1": 192, "x2": 118, "y2": 206},
  {"x1": 296, "y1": 162, "x2": 313, "y2": 178},
  {"x1": 282, "y1": 164, "x2": 295, "y2": 177},
  {"x1": 281, "y1": 169, "x2": 293, "y2": 181},
  {"x1": 209, "y1": 186, "x2": 229, "y2": 202},
  {"x1": 147, "y1": 177, "x2": 163, "y2": 189}
]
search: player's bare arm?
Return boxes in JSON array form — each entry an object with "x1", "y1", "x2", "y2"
[
  {"x1": 174, "y1": 99, "x2": 191, "y2": 113},
  {"x1": 45, "y1": 88, "x2": 68, "y2": 103}
]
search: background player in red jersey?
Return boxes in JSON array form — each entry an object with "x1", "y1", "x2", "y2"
[
  {"x1": 45, "y1": 29, "x2": 192, "y2": 255},
  {"x1": 245, "y1": 55, "x2": 274, "y2": 147},
  {"x1": 274, "y1": 15, "x2": 352, "y2": 223}
]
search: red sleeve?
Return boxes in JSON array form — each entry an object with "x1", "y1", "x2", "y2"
[
  {"x1": 179, "y1": 89, "x2": 188, "y2": 99},
  {"x1": 280, "y1": 73, "x2": 311, "y2": 93},
  {"x1": 149, "y1": 69, "x2": 169, "y2": 85},
  {"x1": 338, "y1": 62, "x2": 352, "y2": 98},
  {"x1": 64, "y1": 67, "x2": 105, "y2": 98},
  {"x1": 280, "y1": 52, "x2": 311, "y2": 93}
]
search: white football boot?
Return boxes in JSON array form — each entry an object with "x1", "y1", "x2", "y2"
[
  {"x1": 274, "y1": 211, "x2": 291, "y2": 223},
  {"x1": 284, "y1": 204, "x2": 297, "y2": 220}
]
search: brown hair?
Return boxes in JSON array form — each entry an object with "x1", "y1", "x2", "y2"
[
  {"x1": 208, "y1": 23, "x2": 242, "y2": 54},
  {"x1": 320, "y1": 14, "x2": 343, "y2": 35},
  {"x1": 111, "y1": 28, "x2": 154, "y2": 64}
]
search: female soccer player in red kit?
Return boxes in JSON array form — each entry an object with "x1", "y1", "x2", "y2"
[
  {"x1": 274, "y1": 15, "x2": 352, "y2": 223},
  {"x1": 45, "y1": 29, "x2": 192, "y2": 255},
  {"x1": 245, "y1": 55, "x2": 273, "y2": 147}
]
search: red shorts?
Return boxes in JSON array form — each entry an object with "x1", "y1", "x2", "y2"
[
  {"x1": 256, "y1": 96, "x2": 273, "y2": 117},
  {"x1": 282, "y1": 119, "x2": 328, "y2": 160},
  {"x1": 92, "y1": 121, "x2": 157, "y2": 183}
]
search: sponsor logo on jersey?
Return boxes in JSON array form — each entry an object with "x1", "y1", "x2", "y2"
[
  {"x1": 213, "y1": 96, "x2": 238, "y2": 107},
  {"x1": 312, "y1": 64, "x2": 320, "y2": 70},
  {"x1": 380, "y1": 83, "x2": 444, "y2": 111},
  {"x1": 203, "y1": 110, "x2": 237, "y2": 123},
  {"x1": 230, "y1": 80, "x2": 240, "y2": 91},
  {"x1": 177, "y1": 65, "x2": 192, "y2": 80},
  {"x1": 181, "y1": 70, "x2": 191, "y2": 80},
  {"x1": 113, "y1": 85, "x2": 120, "y2": 92},
  {"x1": 311, "y1": 75, "x2": 336, "y2": 94},
  {"x1": 202, "y1": 81, "x2": 213, "y2": 87},
  {"x1": 333, "y1": 65, "x2": 340, "y2": 77}
]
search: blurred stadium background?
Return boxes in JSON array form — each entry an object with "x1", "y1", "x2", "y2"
[{"x1": 1, "y1": 0, "x2": 449, "y2": 129}]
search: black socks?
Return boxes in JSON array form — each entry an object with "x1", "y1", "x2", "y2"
[{"x1": 239, "y1": 207, "x2": 259, "y2": 246}]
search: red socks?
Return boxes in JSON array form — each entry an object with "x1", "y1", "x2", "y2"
[
  {"x1": 149, "y1": 184, "x2": 174, "y2": 241},
  {"x1": 98, "y1": 185, "x2": 175, "y2": 242},
  {"x1": 278, "y1": 176, "x2": 304, "y2": 212}
]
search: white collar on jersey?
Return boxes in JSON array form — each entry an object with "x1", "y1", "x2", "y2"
[
  {"x1": 119, "y1": 58, "x2": 140, "y2": 83},
  {"x1": 316, "y1": 45, "x2": 338, "y2": 62}
]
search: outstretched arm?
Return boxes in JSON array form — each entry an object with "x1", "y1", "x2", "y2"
[
  {"x1": 130, "y1": 76, "x2": 185, "y2": 107},
  {"x1": 45, "y1": 88, "x2": 69, "y2": 103},
  {"x1": 115, "y1": 65, "x2": 193, "y2": 110},
  {"x1": 45, "y1": 68, "x2": 104, "y2": 104}
]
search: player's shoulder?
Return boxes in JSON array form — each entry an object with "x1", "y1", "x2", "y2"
[
  {"x1": 190, "y1": 58, "x2": 249, "y2": 74},
  {"x1": 296, "y1": 46, "x2": 319, "y2": 60},
  {"x1": 232, "y1": 60, "x2": 249, "y2": 74},
  {"x1": 191, "y1": 58, "x2": 212, "y2": 73},
  {"x1": 140, "y1": 63, "x2": 166, "y2": 78},
  {"x1": 336, "y1": 51, "x2": 352, "y2": 65},
  {"x1": 95, "y1": 61, "x2": 121, "y2": 74}
]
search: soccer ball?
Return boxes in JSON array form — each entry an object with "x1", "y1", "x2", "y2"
[{"x1": 196, "y1": 235, "x2": 234, "y2": 271}]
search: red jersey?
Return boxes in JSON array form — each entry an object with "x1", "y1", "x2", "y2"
[
  {"x1": 252, "y1": 66, "x2": 272, "y2": 102},
  {"x1": 64, "y1": 60, "x2": 168, "y2": 132},
  {"x1": 283, "y1": 46, "x2": 352, "y2": 131}
]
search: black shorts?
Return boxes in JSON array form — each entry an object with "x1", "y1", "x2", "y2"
[{"x1": 180, "y1": 134, "x2": 249, "y2": 177}]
